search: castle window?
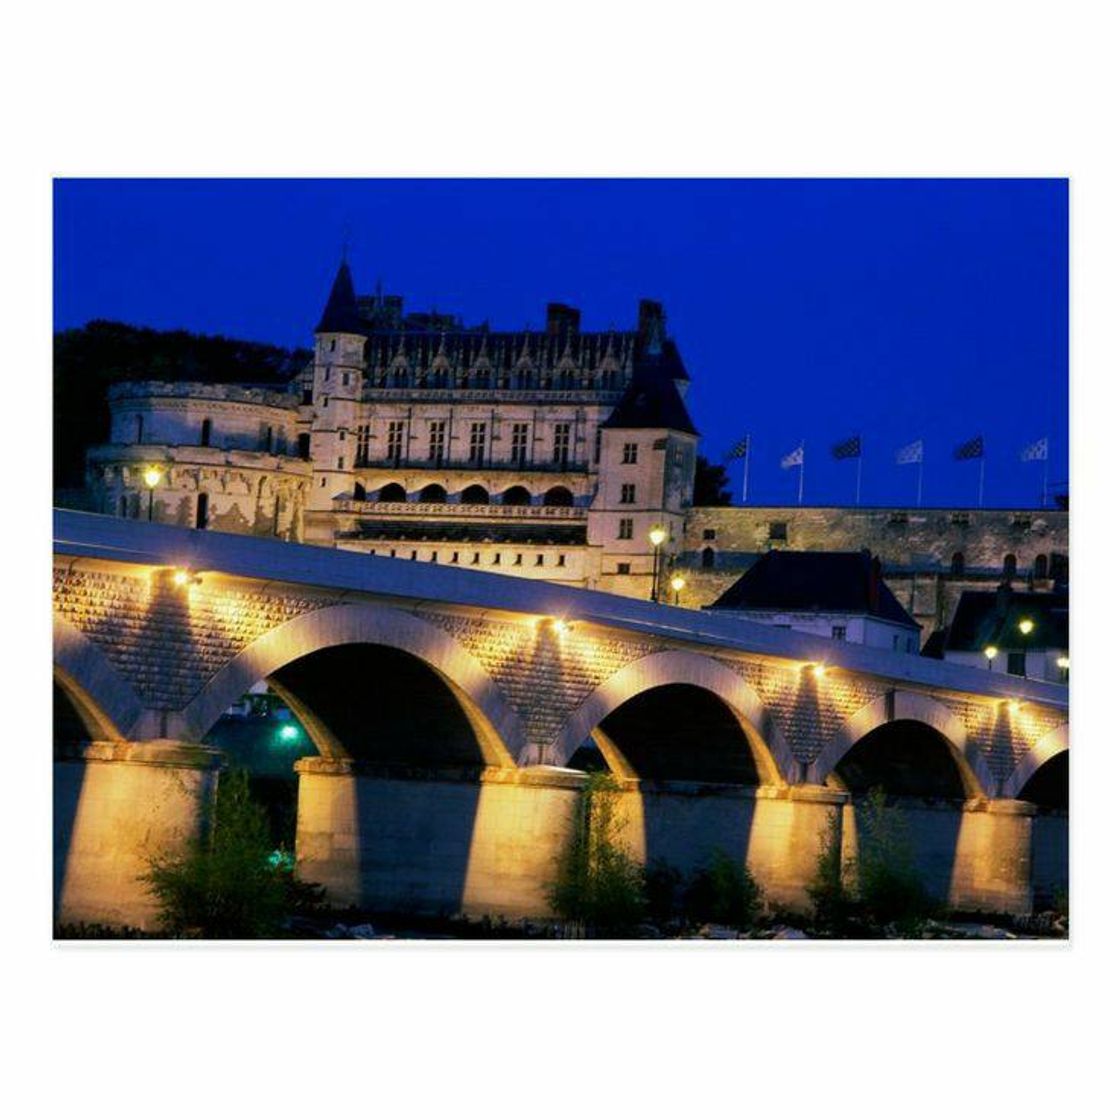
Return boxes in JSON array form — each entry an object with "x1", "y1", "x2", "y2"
[
  {"x1": 618, "y1": 518, "x2": 634, "y2": 540},
  {"x1": 430, "y1": 551, "x2": 438, "y2": 562},
  {"x1": 339, "y1": 430, "x2": 346, "y2": 441},
  {"x1": 617, "y1": 562, "x2": 631, "y2": 575},
  {"x1": 511, "y1": 423, "x2": 530, "y2": 465},
  {"x1": 321, "y1": 396, "x2": 328, "y2": 408},
  {"x1": 703, "y1": 529, "x2": 716, "y2": 540},
  {"x1": 356, "y1": 424, "x2": 371, "y2": 466},
  {"x1": 502, "y1": 485, "x2": 531, "y2": 507},
  {"x1": 461, "y1": 484, "x2": 490, "y2": 506},
  {"x1": 620, "y1": 483, "x2": 636, "y2": 504},
  {"x1": 342, "y1": 372, "x2": 349, "y2": 387},
  {"x1": 622, "y1": 442, "x2": 638, "y2": 465},
  {"x1": 387, "y1": 421, "x2": 405, "y2": 465},
  {"x1": 428, "y1": 421, "x2": 447, "y2": 464},
  {"x1": 535, "y1": 554, "x2": 545, "y2": 566},
  {"x1": 469, "y1": 422, "x2": 487, "y2": 464},
  {"x1": 353, "y1": 482, "x2": 366, "y2": 501},
  {"x1": 297, "y1": 433, "x2": 311, "y2": 460},
  {"x1": 451, "y1": 552, "x2": 460, "y2": 563},
  {"x1": 701, "y1": 547, "x2": 715, "y2": 569},
  {"x1": 472, "y1": 552, "x2": 481, "y2": 565},
  {"x1": 337, "y1": 457, "x2": 344, "y2": 469},
  {"x1": 200, "y1": 419, "x2": 212, "y2": 447},
  {"x1": 1008, "y1": 651, "x2": 1027, "y2": 677},
  {"x1": 514, "y1": 553, "x2": 523, "y2": 566},
  {"x1": 950, "y1": 551, "x2": 965, "y2": 577},
  {"x1": 492, "y1": 554, "x2": 502, "y2": 565},
  {"x1": 262, "y1": 426, "x2": 274, "y2": 453},
  {"x1": 557, "y1": 554, "x2": 566, "y2": 567},
  {"x1": 419, "y1": 483, "x2": 447, "y2": 504},
  {"x1": 552, "y1": 423, "x2": 571, "y2": 467},
  {"x1": 410, "y1": 550, "x2": 418, "y2": 561},
  {"x1": 195, "y1": 492, "x2": 209, "y2": 529},
  {"x1": 1034, "y1": 553, "x2": 1049, "y2": 580},
  {"x1": 769, "y1": 521, "x2": 788, "y2": 541},
  {"x1": 594, "y1": 429, "x2": 602, "y2": 465},
  {"x1": 330, "y1": 340, "x2": 336, "y2": 352},
  {"x1": 1003, "y1": 553, "x2": 1017, "y2": 578},
  {"x1": 832, "y1": 625, "x2": 847, "y2": 642},
  {"x1": 302, "y1": 390, "x2": 312, "y2": 405}
]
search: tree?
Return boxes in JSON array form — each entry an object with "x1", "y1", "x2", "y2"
[{"x1": 693, "y1": 455, "x2": 733, "y2": 507}]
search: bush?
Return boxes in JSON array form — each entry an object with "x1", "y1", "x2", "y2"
[
  {"x1": 548, "y1": 772, "x2": 646, "y2": 936},
  {"x1": 807, "y1": 810, "x2": 857, "y2": 933},
  {"x1": 684, "y1": 851, "x2": 762, "y2": 930},
  {"x1": 142, "y1": 769, "x2": 316, "y2": 938}
]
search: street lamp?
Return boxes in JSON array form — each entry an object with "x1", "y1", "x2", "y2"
[
  {"x1": 670, "y1": 573, "x2": 686, "y2": 605},
  {"x1": 1018, "y1": 618, "x2": 1035, "y2": 636},
  {"x1": 983, "y1": 645, "x2": 998, "y2": 670},
  {"x1": 648, "y1": 525, "x2": 667, "y2": 602},
  {"x1": 142, "y1": 465, "x2": 163, "y2": 521}
]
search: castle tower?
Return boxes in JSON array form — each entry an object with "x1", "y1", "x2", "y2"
[
  {"x1": 304, "y1": 261, "x2": 368, "y2": 542},
  {"x1": 587, "y1": 304, "x2": 699, "y2": 598}
]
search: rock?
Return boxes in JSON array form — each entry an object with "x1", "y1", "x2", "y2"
[
  {"x1": 771, "y1": 926, "x2": 809, "y2": 940},
  {"x1": 697, "y1": 923, "x2": 740, "y2": 939}
]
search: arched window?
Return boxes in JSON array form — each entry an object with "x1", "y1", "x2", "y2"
[
  {"x1": 1003, "y1": 553, "x2": 1017, "y2": 578},
  {"x1": 701, "y1": 547, "x2": 715, "y2": 569},
  {"x1": 543, "y1": 486, "x2": 574, "y2": 507},
  {"x1": 1034, "y1": 553, "x2": 1048, "y2": 580},
  {"x1": 377, "y1": 483, "x2": 407, "y2": 503},
  {"x1": 419, "y1": 483, "x2": 447, "y2": 504},
  {"x1": 195, "y1": 492, "x2": 209, "y2": 529},
  {"x1": 950, "y1": 551, "x2": 965, "y2": 577},
  {"x1": 502, "y1": 485, "x2": 532, "y2": 507},
  {"x1": 461, "y1": 484, "x2": 490, "y2": 506},
  {"x1": 353, "y1": 482, "x2": 366, "y2": 501}
]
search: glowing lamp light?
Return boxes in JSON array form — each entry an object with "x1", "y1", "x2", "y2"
[
  {"x1": 812, "y1": 663, "x2": 827, "y2": 680},
  {"x1": 278, "y1": 723, "x2": 300, "y2": 743},
  {"x1": 172, "y1": 568, "x2": 190, "y2": 587},
  {"x1": 1057, "y1": 656, "x2": 1070, "y2": 670},
  {"x1": 670, "y1": 575, "x2": 686, "y2": 594},
  {"x1": 648, "y1": 526, "x2": 667, "y2": 547},
  {"x1": 551, "y1": 618, "x2": 570, "y2": 635},
  {"x1": 983, "y1": 645, "x2": 999, "y2": 661},
  {"x1": 1009, "y1": 700, "x2": 1021, "y2": 714},
  {"x1": 1018, "y1": 618, "x2": 1035, "y2": 636}
]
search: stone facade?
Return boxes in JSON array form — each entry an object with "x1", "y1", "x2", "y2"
[{"x1": 678, "y1": 505, "x2": 1068, "y2": 640}]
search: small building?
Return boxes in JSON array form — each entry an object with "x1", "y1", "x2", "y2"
[
  {"x1": 705, "y1": 549, "x2": 921, "y2": 653},
  {"x1": 926, "y1": 585, "x2": 1068, "y2": 683}
]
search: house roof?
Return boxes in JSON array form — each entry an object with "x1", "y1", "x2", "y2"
[
  {"x1": 707, "y1": 549, "x2": 919, "y2": 629},
  {"x1": 943, "y1": 587, "x2": 1068, "y2": 652}
]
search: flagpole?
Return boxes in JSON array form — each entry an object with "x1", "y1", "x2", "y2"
[
  {"x1": 1042, "y1": 440, "x2": 1049, "y2": 508},
  {"x1": 917, "y1": 457, "x2": 923, "y2": 507},
  {"x1": 855, "y1": 454, "x2": 862, "y2": 506},
  {"x1": 798, "y1": 442, "x2": 805, "y2": 506},
  {"x1": 978, "y1": 456, "x2": 985, "y2": 508},
  {"x1": 741, "y1": 436, "x2": 750, "y2": 505}
]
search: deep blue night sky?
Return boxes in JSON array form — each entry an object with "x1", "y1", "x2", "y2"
[{"x1": 54, "y1": 179, "x2": 1067, "y2": 509}]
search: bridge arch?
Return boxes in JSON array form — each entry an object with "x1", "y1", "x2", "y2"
[
  {"x1": 52, "y1": 614, "x2": 143, "y2": 741},
  {"x1": 546, "y1": 650, "x2": 796, "y2": 785},
  {"x1": 807, "y1": 689, "x2": 995, "y2": 797},
  {"x1": 178, "y1": 602, "x2": 524, "y2": 767},
  {"x1": 1003, "y1": 723, "x2": 1069, "y2": 800}
]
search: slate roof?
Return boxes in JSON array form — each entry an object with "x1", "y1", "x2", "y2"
[
  {"x1": 942, "y1": 587, "x2": 1068, "y2": 652},
  {"x1": 601, "y1": 342, "x2": 698, "y2": 435},
  {"x1": 707, "y1": 549, "x2": 919, "y2": 629},
  {"x1": 315, "y1": 262, "x2": 367, "y2": 335}
]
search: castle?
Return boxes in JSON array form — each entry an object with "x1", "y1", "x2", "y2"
[{"x1": 85, "y1": 260, "x2": 1067, "y2": 636}]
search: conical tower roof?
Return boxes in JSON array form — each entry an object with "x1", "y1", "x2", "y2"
[{"x1": 316, "y1": 261, "x2": 366, "y2": 334}]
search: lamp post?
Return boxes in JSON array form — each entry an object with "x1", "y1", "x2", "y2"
[
  {"x1": 648, "y1": 525, "x2": 667, "y2": 602},
  {"x1": 983, "y1": 645, "x2": 998, "y2": 671},
  {"x1": 142, "y1": 465, "x2": 163, "y2": 522},
  {"x1": 670, "y1": 573, "x2": 686, "y2": 606}
]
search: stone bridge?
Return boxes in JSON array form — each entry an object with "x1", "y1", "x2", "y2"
[{"x1": 53, "y1": 509, "x2": 1069, "y2": 929}]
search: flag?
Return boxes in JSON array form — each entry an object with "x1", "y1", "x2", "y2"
[
  {"x1": 781, "y1": 444, "x2": 804, "y2": 469},
  {"x1": 831, "y1": 435, "x2": 861, "y2": 460},
  {"x1": 1021, "y1": 437, "x2": 1048, "y2": 462},
  {"x1": 954, "y1": 435, "x2": 984, "y2": 460},
  {"x1": 896, "y1": 439, "x2": 923, "y2": 465},
  {"x1": 723, "y1": 435, "x2": 750, "y2": 462}
]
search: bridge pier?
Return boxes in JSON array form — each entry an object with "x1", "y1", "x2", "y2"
[
  {"x1": 54, "y1": 740, "x2": 223, "y2": 931},
  {"x1": 294, "y1": 758, "x2": 585, "y2": 918}
]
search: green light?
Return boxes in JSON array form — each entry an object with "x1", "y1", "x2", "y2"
[{"x1": 278, "y1": 723, "x2": 299, "y2": 743}]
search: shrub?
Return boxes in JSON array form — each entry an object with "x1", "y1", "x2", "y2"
[
  {"x1": 548, "y1": 771, "x2": 646, "y2": 936},
  {"x1": 807, "y1": 809, "x2": 856, "y2": 933},
  {"x1": 684, "y1": 851, "x2": 762, "y2": 930},
  {"x1": 142, "y1": 769, "x2": 311, "y2": 938},
  {"x1": 643, "y1": 859, "x2": 683, "y2": 926}
]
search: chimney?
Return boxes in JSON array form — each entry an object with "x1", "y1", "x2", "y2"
[
  {"x1": 546, "y1": 303, "x2": 580, "y2": 337},
  {"x1": 638, "y1": 299, "x2": 666, "y2": 354}
]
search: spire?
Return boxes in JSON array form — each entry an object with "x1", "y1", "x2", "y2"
[{"x1": 316, "y1": 260, "x2": 365, "y2": 335}]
